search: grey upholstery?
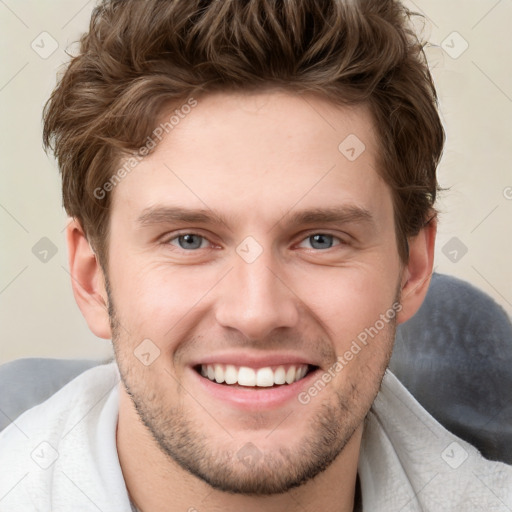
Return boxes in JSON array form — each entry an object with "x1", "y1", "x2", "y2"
[
  {"x1": 389, "y1": 272, "x2": 512, "y2": 464},
  {"x1": 0, "y1": 273, "x2": 511, "y2": 465},
  {"x1": 0, "y1": 357, "x2": 106, "y2": 432}
]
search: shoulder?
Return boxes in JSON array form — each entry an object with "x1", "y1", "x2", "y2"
[
  {"x1": 359, "y1": 370, "x2": 512, "y2": 511},
  {"x1": 0, "y1": 363, "x2": 121, "y2": 510}
]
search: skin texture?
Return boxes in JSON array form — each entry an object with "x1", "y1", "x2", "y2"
[{"x1": 67, "y1": 91, "x2": 436, "y2": 512}]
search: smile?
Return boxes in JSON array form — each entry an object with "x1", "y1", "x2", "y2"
[{"x1": 196, "y1": 363, "x2": 316, "y2": 387}]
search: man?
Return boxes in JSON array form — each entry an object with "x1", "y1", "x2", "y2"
[{"x1": 0, "y1": 0, "x2": 511, "y2": 511}]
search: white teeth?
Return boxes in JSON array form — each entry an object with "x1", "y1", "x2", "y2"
[
  {"x1": 214, "y1": 364, "x2": 224, "y2": 383},
  {"x1": 238, "y1": 367, "x2": 256, "y2": 386},
  {"x1": 274, "y1": 366, "x2": 286, "y2": 385},
  {"x1": 224, "y1": 364, "x2": 238, "y2": 385},
  {"x1": 199, "y1": 363, "x2": 310, "y2": 387},
  {"x1": 285, "y1": 366, "x2": 296, "y2": 384},
  {"x1": 296, "y1": 366, "x2": 307, "y2": 380},
  {"x1": 256, "y1": 367, "x2": 275, "y2": 387}
]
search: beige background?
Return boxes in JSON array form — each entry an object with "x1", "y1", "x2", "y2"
[{"x1": 1, "y1": 0, "x2": 511, "y2": 364}]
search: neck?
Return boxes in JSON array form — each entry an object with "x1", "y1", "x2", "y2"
[{"x1": 117, "y1": 384, "x2": 362, "y2": 512}]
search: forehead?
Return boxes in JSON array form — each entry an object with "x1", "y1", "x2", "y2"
[{"x1": 111, "y1": 90, "x2": 391, "y2": 230}]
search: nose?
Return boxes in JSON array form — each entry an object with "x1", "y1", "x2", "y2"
[{"x1": 214, "y1": 249, "x2": 300, "y2": 341}]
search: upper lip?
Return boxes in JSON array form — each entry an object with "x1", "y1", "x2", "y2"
[{"x1": 189, "y1": 352, "x2": 320, "y2": 369}]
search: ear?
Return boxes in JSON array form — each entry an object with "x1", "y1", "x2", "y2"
[
  {"x1": 66, "y1": 219, "x2": 112, "y2": 339},
  {"x1": 396, "y1": 215, "x2": 437, "y2": 324}
]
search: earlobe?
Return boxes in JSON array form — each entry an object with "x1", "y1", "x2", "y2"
[
  {"x1": 66, "y1": 219, "x2": 112, "y2": 339},
  {"x1": 396, "y1": 216, "x2": 437, "y2": 325}
]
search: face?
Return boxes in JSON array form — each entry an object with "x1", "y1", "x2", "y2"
[{"x1": 105, "y1": 91, "x2": 404, "y2": 495}]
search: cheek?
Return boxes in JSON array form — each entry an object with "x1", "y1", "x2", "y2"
[
  {"x1": 109, "y1": 257, "x2": 209, "y2": 343},
  {"x1": 294, "y1": 262, "x2": 399, "y2": 338}
]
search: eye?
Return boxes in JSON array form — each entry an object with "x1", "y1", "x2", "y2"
[
  {"x1": 297, "y1": 233, "x2": 343, "y2": 250},
  {"x1": 167, "y1": 233, "x2": 210, "y2": 250}
]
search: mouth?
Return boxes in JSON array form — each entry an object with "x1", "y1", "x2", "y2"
[
  {"x1": 193, "y1": 363, "x2": 319, "y2": 389},
  {"x1": 189, "y1": 354, "x2": 324, "y2": 410}
]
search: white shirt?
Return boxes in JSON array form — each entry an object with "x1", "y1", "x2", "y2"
[{"x1": 0, "y1": 362, "x2": 510, "y2": 511}]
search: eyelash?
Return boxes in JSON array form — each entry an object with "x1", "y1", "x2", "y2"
[{"x1": 163, "y1": 231, "x2": 348, "y2": 252}]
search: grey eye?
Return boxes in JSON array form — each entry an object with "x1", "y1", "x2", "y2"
[
  {"x1": 173, "y1": 234, "x2": 205, "y2": 250},
  {"x1": 308, "y1": 234, "x2": 335, "y2": 250}
]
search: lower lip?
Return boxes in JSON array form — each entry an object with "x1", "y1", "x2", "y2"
[{"x1": 190, "y1": 367, "x2": 321, "y2": 411}]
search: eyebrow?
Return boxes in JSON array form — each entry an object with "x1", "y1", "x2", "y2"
[
  {"x1": 136, "y1": 205, "x2": 375, "y2": 231},
  {"x1": 281, "y1": 206, "x2": 374, "y2": 229},
  {"x1": 137, "y1": 206, "x2": 233, "y2": 228}
]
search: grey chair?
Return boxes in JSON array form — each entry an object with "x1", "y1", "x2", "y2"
[
  {"x1": 389, "y1": 272, "x2": 512, "y2": 464},
  {"x1": 0, "y1": 357, "x2": 105, "y2": 432},
  {"x1": 1, "y1": 273, "x2": 511, "y2": 464}
]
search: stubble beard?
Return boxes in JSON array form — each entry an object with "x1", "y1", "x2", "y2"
[{"x1": 107, "y1": 280, "x2": 398, "y2": 496}]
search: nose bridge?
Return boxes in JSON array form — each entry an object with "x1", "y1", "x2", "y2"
[{"x1": 215, "y1": 246, "x2": 299, "y2": 340}]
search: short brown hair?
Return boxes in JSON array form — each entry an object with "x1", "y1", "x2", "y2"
[{"x1": 43, "y1": 0, "x2": 444, "y2": 267}]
